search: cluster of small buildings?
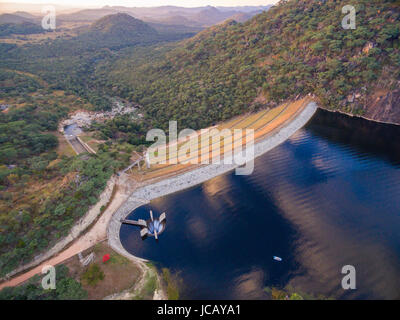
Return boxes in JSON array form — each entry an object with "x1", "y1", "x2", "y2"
[{"x1": 59, "y1": 100, "x2": 141, "y2": 133}]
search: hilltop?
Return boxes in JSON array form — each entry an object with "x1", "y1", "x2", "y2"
[
  {"x1": 0, "y1": 12, "x2": 45, "y2": 37},
  {"x1": 82, "y1": 13, "x2": 159, "y2": 47},
  {"x1": 57, "y1": 5, "x2": 271, "y2": 27},
  {"x1": 0, "y1": 22, "x2": 44, "y2": 37}
]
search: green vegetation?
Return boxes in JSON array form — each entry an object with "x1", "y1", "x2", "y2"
[
  {"x1": 84, "y1": 13, "x2": 159, "y2": 50},
  {"x1": 132, "y1": 263, "x2": 159, "y2": 300},
  {"x1": 0, "y1": 102, "x2": 63, "y2": 163},
  {"x1": 108, "y1": 252, "x2": 129, "y2": 265},
  {"x1": 0, "y1": 22, "x2": 44, "y2": 37},
  {"x1": 264, "y1": 286, "x2": 333, "y2": 300},
  {"x1": 81, "y1": 263, "x2": 105, "y2": 286},
  {"x1": 62, "y1": 243, "x2": 142, "y2": 299},
  {"x1": 0, "y1": 265, "x2": 87, "y2": 300},
  {"x1": 96, "y1": 0, "x2": 399, "y2": 129},
  {"x1": 0, "y1": 13, "x2": 198, "y2": 112},
  {"x1": 0, "y1": 14, "x2": 166, "y2": 278},
  {"x1": 0, "y1": 87, "x2": 130, "y2": 276},
  {"x1": 90, "y1": 114, "x2": 150, "y2": 147},
  {"x1": 0, "y1": 150, "x2": 122, "y2": 276},
  {"x1": 141, "y1": 270, "x2": 158, "y2": 298},
  {"x1": 162, "y1": 268, "x2": 180, "y2": 300},
  {"x1": 0, "y1": 0, "x2": 399, "y2": 287},
  {"x1": 0, "y1": 70, "x2": 43, "y2": 96}
]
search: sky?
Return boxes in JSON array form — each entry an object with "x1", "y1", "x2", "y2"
[{"x1": 1, "y1": 0, "x2": 279, "y2": 9}]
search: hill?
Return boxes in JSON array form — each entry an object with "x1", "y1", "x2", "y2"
[
  {"x1": 0, "y1": 22, "x2": 44, "y2": 37},
  {"x1": 11, "y1": 11, "x2": 39, "y2": 20},
  {"x1": 97, "y1": 0, "x2": 400, "y2": 127},
  {"x1": 192, "y1": 7, "x2": 235, "y2": 26},
  {"x1": 86, "y1": 13, "x2": 158, "y2": 43},
  {"x1": 228, "y1": 12, "x2": 256, "y2": 24},
  {"x1": 58, "y1": 8, "x2": 119, "y2": 22},
  {"x1": 57, "y1": 5, "x2": 271, "y2": 27},
  {"x1": 70, "y1": 13, "x2": 159, "y2": 51},
  {"x1": 150, "y1": 14, "x2": 193, "y2": 26},
  {"x1": 0, "y1": 13, "x2": 35, "y2": 24},
  {"x1": 9, "y1": 13, "x2": 161, "y2": 55},
  {"x1": 0, "y1": 12, "x2": 195, "y2": 111},
  {"x1": 216, "y1": 6, "x2": 272, "y2": 13}
]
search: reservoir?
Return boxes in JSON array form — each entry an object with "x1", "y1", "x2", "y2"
[{"x1": 120, "y1": 109, "x2": 400, "y2": 300}]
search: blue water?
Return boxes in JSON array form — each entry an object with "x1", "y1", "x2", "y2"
[{"x1": 120, "y1": 110, "x2": 400, "y2": 300}]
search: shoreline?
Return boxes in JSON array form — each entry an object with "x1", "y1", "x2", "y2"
[
  {"x1": 318, "y1": 105, "x2": 400, "y2": 127},
  {"x1": 107, "y1": 101, "x2": 319, "y2": 260}
]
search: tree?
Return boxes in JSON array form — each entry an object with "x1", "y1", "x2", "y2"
[{"x1": 56, "y1": 278, "x2": 88, "y2": 300}]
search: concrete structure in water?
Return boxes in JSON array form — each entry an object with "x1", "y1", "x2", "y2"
[{"x1": 121, "y1": 211, "x2": 166, "y2": 240}]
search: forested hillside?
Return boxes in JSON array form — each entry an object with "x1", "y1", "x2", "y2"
[
  {"x1": 56, "y1": 5, "x2": 271, "y2": 27},
  {"x1": 95, "y1": 0, "x2": 400, "y2": 128},
  {"x1": 0, "y1": 13, "x2": 198, "y2": 110},
  {"x1": 79, "y1": 13, "x2": 159, "y2": 50},
  {"x1": 0, "y1": 82, "x2": 127, "y2": 276},
  {"x1": 0, "y1": 13, "x2": 35, "y2": 25},
  {"x1": 0, "y1": 13, "x2": 168, "y2": 276},
  {"x1": 0, "y1": 22, "x2": 44, "y2": 37}
]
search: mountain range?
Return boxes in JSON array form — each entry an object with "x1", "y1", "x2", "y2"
[{"x1": 0, "y1": 5, "x2": 272, "y2": 29}]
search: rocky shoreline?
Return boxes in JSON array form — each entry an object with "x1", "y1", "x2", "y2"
[
  {"x1": 58, "y1": 99, "x2": 140, "y2": 133},
  {"x1": 319, "y1": 105, "x2": 400, "y2": 127}
]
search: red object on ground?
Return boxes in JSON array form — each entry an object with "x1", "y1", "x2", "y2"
[{"x1": 102, "y1": 254, "x2": 110, "y2": 263}]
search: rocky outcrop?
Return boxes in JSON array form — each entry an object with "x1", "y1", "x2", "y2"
[
  {"x1": 58, "y1": 100, "x2": 140, "y2": 133},
  {"x1": 364, "y1": 88, "x2": 400, "y2": 125}
]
